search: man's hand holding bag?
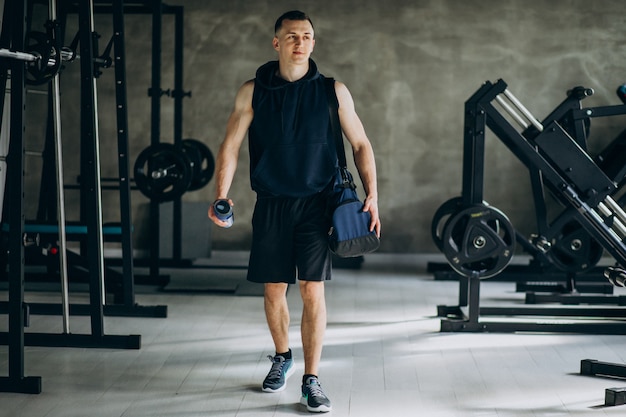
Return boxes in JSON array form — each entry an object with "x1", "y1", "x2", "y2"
[{"x1": 328, "y1": 167, "x2": 379, "y2": 257}]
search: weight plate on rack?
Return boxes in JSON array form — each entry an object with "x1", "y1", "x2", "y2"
[
  {"x1": 441, "y1": 204, "x2": 516, "y2": 279},
  {"x1": 431, "y1": 197, "x2": 465, "y2": 251},
  {"x1": 182, "y1": 139, "x2": 215, "y2": 191},
  {"x1": 431, "y1": 197, "x2": 488, "y2": 251},
  {"x1": 25, "y1": 31, "x2": 61, "y2": 86},
  {"x1": 545, "y1": 220, "x2": 604, "y2": 273},
  {"x1": 133, "y1": 143, "x2": 193, "y2": 202}
]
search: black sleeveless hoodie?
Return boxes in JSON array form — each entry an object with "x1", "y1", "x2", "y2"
[{"x1": 249, "y1": 59, "x2": 338, "y2": 197}]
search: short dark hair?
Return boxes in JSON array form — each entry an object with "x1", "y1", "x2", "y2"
[{"x1": 274, "y1": 10, "x2": 314, "y2": 34}]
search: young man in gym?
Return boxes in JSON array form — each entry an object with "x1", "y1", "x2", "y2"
[{"x1": 208, "y1": 10, "x2": 380, "y2": 413}]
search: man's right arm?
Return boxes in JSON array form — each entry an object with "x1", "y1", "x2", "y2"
[{"x1": 208, "y1": 80, "x2": 254, "y2": 226}]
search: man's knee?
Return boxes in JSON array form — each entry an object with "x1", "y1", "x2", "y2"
[
  {"x1": 264, "y1": 282, "x2": 289, "y2": 301},
  {"x1": 299, "y1": 280, "x2": 325, "y2": 303}
]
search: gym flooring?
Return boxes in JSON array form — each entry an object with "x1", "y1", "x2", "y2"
[{"x1": 1, "y1": 252, "x2": 626, "y2": 416}]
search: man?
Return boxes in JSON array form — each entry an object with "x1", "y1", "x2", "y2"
[{"x1": 208, "y1": 10, "x2": 380, "y2": 413}]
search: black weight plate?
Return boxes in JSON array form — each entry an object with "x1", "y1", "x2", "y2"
[
  {"x1": 179, "y1": 141, "x2": 203, "y2": 182},
  {"x1": 546, "y1": 220, "x2": 604, "y2": 273},
  {"x1": 431, "y1": 197, "x2": 464, "y2": 252},
  {"x1": 442, "y1": 204, "x2": 515, "y2": 279},
  {"x1": 431, "y1": 197, "x2": 488, "y2": 251},
  {"x1": 25, "y1": 31, "x2": 61, "y2": 86},
  {"x1": 182, "y1": 139, "x2": 215, "y2": 191},
  {"x1": 134, "y1": 143, "x2": 193, "y2": 202}
]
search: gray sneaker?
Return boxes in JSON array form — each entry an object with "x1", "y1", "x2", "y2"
[
  {"x1": 300, "y1": 376, "x2": 332, "y2": 413},
  {"x1": 262, "y1": 355, "x2": 295, "y2": 392}
]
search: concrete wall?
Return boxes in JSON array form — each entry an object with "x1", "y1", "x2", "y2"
[{"x1": 21, "y1": 0, "x2": 626, "y2": 254}]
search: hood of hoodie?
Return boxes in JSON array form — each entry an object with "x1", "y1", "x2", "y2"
[{"x1": 254, "y1": 59, "x2": 321, "y2": 90}]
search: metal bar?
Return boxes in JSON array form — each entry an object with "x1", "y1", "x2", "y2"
[
  {"x1": 605, "y1": 196, "x2": 626, "y2": 227},
  {"x1": 6, "y1": 0, "x2": 27, "y2": 386},
  {"x1": 468, "y1": 277, "x2": 481, "y2": 325},
  {"x1": 573, "y1": 105, "x2": 626, "y2": 120},
  {"x1": 495, "y1": 94, "x2": 529, "y2": 129},
  {"x1": 0, "y1": 301, "x2": 167, "y2": 318},
  {"x1": 49, "y1": 0, "x2": 70, "y2": 335},
  {"x1": 172, "y1": 5, "x2": 183, "y2": 261},
  {"x1": 0, "y1": 0, "x2": 43, "y2": 394},
  {"x1": 503, "y1": 88, "x2": 544, "y2": 132},
  {"x1": 597, "y1": 202, "x2": 626, "y2": 237},
  {"x1": 112, "y1": 0, "x2": 137, "y2": 307},
  {"x1": 461, "y1": 81, "x2": 495, "y2": 206},
  {"x1": 442, "y1": 319, "x2": 626, "y2": 334},
  {"x1": 0, "y1": 48, "x2": 38, "y2": 62},
  {"x1": 0, "y1": 332, "x2": 141, "y2": 349},
  {"x1": 581, "y1": 359, "x2": 626, "y2": 378},
  {"x1": 612, "y1": 217, "x2": 626, "y2": 238},
  {"x1": 598, "y1": 202, "x2": 612, "y2": 217},
  {"x1": 149, "y1": 0, "x2": 162, "y2": 278},
  {"x1": 0, "y1": 48, "x2": 73, "y2": 65},
  {"x1": 78, "y1": 0, "x2": 106, "y2": 336}
]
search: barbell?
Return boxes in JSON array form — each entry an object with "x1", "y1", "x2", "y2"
[
  {"x1": 0, "y1": 31, "x2": 76, "y2": 85},
  {"x1": 133, "y1": 139, "x2": 215, "y2": 202}
]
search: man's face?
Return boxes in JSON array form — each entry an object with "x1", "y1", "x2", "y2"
[{"x1": 273, "y1": 19, "x2": 315, "y2": 65}]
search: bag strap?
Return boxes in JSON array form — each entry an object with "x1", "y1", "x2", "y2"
[{"x1": 324, "y1": 77, "x2": 348, "y2": 169}]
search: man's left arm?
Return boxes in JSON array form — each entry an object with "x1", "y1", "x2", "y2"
[{"x1": 334, "y1": 81, "x2": 381, "y2": 238}]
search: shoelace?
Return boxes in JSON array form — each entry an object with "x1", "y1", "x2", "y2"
[
  {"x1": 307, "y1": 379, "x2": 325, "y2": 399},
  {"x1": 266, "y1": 355, "x2": 285, "y2": 380}
]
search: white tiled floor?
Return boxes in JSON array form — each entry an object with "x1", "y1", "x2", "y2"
[{"x1": 2, "y1": 253, "x2": 626, "y2": 416}]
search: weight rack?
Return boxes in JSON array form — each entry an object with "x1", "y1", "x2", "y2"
[
  {"x1": 437, "y1": 79, "x2": 626, "y2": 334},
  {"x1": 0, "y1": 0, "x2": 155, "y2": 394}
]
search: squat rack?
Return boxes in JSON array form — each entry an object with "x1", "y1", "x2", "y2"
[{"x1": 0, "y1": 0, "x2": 148, "y2": 394}]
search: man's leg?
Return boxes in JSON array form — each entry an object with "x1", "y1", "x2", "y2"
[
  {"x1": 299, "y1": 280, "x2": 332, "y2": 412},
  {"x1": 264, "y1": 282, "x2": 290, "y2": 353},
  {"x1": 299, "y1": 280, "x2": 326, "y2": 376},
  {"x1": 262, "y1": 282, "x2": 294, "y2": 393}
]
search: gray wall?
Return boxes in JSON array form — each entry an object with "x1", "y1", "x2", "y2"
[{"x1": 22, "y1": 0, "x2": 626, "y2": 254}]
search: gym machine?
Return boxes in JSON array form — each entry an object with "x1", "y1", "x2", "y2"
[
  {"x1": 17, "y1": 0, "x2": 168, "y2": 318},
  {"x1": 430, "y1": 85, "x2": 625, "y2": 302},
  {"x1": 0, "y1": 0, "x2": 152, "y2": 394},
  {"x1": 2, "y1": 0, "x2": 168, "y2": 317},
  {"x1": 432, "y1": 78, "x2": 626, "y2": 334}
]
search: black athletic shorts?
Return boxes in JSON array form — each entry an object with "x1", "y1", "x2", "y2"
[{"x1": 247, "y1": 192, "x2": 332, "y2": 284}]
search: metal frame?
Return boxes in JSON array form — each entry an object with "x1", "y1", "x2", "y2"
[
  {"x1": 0, "y1": 0, "x2": 43, "y2": 395},
  {"x1": 438, "y1": 79, "x2": 626, "y2": 334},
  {"x1": 5, "y1": 0, "x2": 167, "y2": 318},
  {"x1": 1, "y1": 0, "x2": 141, "y2": 356},
  {"x1": 580, "y1": 359, "x2": 626, "y2": 407},
  {"x1": 90, "y1": 1, "x2": 192, "y2": 280}
]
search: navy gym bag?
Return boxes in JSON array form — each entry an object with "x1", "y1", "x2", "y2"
[
  {"x1": 325, "y1": 78, "x2": 380, "y2": 258},
  {"x1": 328, "y1": 167, "x2": 380, "y2": 257}
]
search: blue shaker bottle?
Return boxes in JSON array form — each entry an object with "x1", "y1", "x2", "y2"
[{"x1": 213, "y1": 199, "x2": 234, "y2": 228}]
